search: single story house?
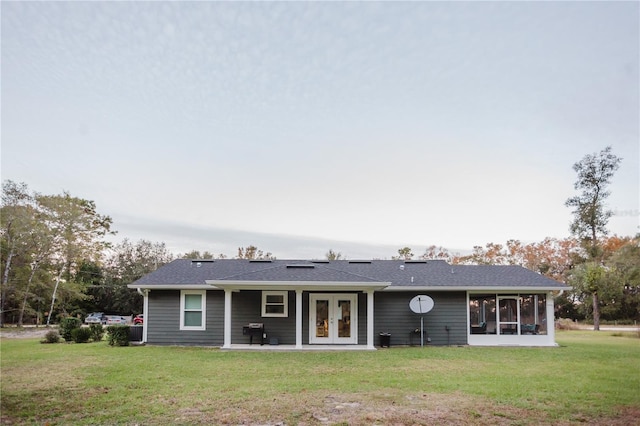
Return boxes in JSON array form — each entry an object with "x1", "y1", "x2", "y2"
[{"x1": 127, "y1": 259, "x2": 570, "y2": 349}]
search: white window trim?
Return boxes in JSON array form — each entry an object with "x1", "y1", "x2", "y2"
[
  {"x1": 261, "y1": 290, "x2": 288, "y2": 317},
  {"x1": 180, "y1": 290, "x2": 206, "y2": 330}
]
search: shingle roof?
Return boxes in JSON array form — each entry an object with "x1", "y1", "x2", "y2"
[{"x1": 129, "y1": 259, "x2": 568, "y2": 290}]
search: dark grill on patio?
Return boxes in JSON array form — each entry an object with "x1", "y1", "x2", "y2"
[{"x1": 242, "y1": 323, "x2": 265, "y2": 345}]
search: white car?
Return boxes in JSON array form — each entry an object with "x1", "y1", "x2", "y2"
[
  {"x1": 85, "y1": 313, "x2": 106, "y2": 325},
  {"x1": 105, "y1": 316, "x2": 128, "y2": 325}
]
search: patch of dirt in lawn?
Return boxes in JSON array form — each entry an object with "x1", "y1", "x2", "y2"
[
  {"x1": 309, "y1": 392, "x2": 538, "y2": 425},
  {"x1": 181, "y1": 392, "x2": 640, "y2": 426},
  {"x1": 582, "y1": 406, "x2": 640, "y2": 426},
  {"x1": 0, "y1": 327, "x2": 52, "y2": 339}
]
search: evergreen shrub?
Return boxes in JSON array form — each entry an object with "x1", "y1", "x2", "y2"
[
  {"x1": 89, "y1": 324, "x2": 105, "y2": 342},
  {"x1": 41, "y1": 330, "x2": 60, "y2": 344},
  {"x1": 71, "y1": 327, "x2": 92, "y2": 343},
  {"x1": 106, "y1": 325, "x2": 130, "y2": 346},
  {"x1": 59, "y1": 317, "x2": 82, "y2": 341}
]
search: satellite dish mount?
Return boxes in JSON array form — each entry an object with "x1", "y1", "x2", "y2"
[{"x1": 409, "y1": 295, "x2": 434, "y2": 347}]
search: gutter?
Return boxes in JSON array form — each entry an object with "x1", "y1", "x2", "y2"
[
  {"x1": 384, "y1": 285, "x2": 571, "y2": 292},
  {"x1": 128, "y1": 284, "x2": 214, "y2": 290},
  {"x1": 129, "y1": 283, "x2": 571, "y2": 292}
]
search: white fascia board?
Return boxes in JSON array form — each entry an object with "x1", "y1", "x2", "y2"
[
  {"x1": 384, "y1": 286, "x2": 571, "y2": 292},
  {"x1": 127, "y1": 284, "x2": 214, "y2": 290},
  {"x1": 205, "y1": 280, "x2": 391, "y2": 291}
]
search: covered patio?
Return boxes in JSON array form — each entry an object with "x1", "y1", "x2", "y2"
[
  {"x1": 205, "y1": 280, "x2": 390, "y2": 350},
  {"x1": 220, "y1": 344, "x2": 376, "y2": 351}
]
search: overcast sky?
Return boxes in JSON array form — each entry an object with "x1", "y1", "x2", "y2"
[{"x1": 2, "y1": 2, "x2": 638, "y2": 259}]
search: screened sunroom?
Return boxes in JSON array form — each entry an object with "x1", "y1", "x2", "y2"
[{"x1": 467, "y1": 292, "x2": 557, "y2": 346}]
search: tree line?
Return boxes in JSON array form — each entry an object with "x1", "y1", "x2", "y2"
[
  {"x1": 389, "y1": 235, "x2": 639, "y2": 324},
  {"x1": 0, "y1": 181, "x2": 278, "y2": 326},
  {"x1": 2, "y1": 147, "x2": 638, "y2": 326},
  {"x1": 389, "y1": 147, "x2": 639, "y2": 328}
]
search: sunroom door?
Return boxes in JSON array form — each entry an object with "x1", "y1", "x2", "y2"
[
  {"x1": 309, "y1": 294, "x2": 357, "y2": 344},
  {"x1": 498, "y1": 297, "x2": 520, "y2": 335}
]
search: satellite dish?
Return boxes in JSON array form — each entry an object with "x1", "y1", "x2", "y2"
[
  {"x1": 409, "y1": 295, "x2": 434, "y2": 348},
  {"x1": 409, "y1": 295, "x2": 434, "y2": 314}
]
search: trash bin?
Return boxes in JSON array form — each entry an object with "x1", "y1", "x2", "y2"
[
  {"x1": 379, "y1": 332, "x2": 391, "y2": 348},
  {"x1": 129, "y1": 325, "x2": 143, "y2": 342}
]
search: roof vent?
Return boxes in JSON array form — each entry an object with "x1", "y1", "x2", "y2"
[
  {"x1": 399, "y1": 265, "x2": 405, "y2": 270},
  {"x1": 405, "y1": 260, "x2": 427, "y2": 264},
  {"x1": 286, "y1": 264, "x2": 315, "y2": 269},
  {"x1": 311, "y1": 260, "x2": 330, "y2": 263},
  {"x1": 192, "y1": 259, "x2": 214, "y2": 267},
  {"x1": 249, "y1": 259, "x2": 273, "y2": 263},
  {"x1": 348, "y1": 260, "x2": 371, "y2": 264}
]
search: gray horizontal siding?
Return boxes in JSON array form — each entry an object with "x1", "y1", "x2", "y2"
[
  {"x1": 231, "y1": 290, "x2": 298, "y2": 345},
  {"x1": 358, "y1": 292, "x2": 367, "y2": 344},
  {"x1": 254, "y1": 292, "x2": 368, "y2": 345},
  {"x1": 147, "y1": 290, "x2": 224, "y2": 346},
  {"x1": 146, "y1": 289, "x2": 466, "y2": 347},
  {"x1": 375, "y1": 291, "x2": 467, "y2": 346}
]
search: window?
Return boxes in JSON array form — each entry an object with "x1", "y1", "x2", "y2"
[
  {"x1": 262, "y1": 291, "x2": 288, "y2": 317},
  {"x1": 180, "y1": 290, "x2": 206, "y2": 330},
  {"x1": 520, "y1": 294, "x2": 547, "y2": 335},
  {"x1": 468, "y1": 293, "x2": 547, "y2": 335},
  {"x1": 469, "y1": 294, "x2": 496, "y2": 334}
]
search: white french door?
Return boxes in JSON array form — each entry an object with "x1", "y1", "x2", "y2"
[{"x1": 309, "y1": 294, "x2": 357, "y2": 344}]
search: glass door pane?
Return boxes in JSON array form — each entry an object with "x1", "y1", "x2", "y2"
[
  {"x1": 337, "y1": 299, "x2": 351, "y2": 338},
  {"x1": 315, "y1": 300, "x2": 329, "y2": 338},
  {"x1": 498, "y1": 298, "x2": 518, "y2": 335}
]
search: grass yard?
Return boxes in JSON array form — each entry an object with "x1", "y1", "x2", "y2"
[{"x1": 1, "y1": 330, "x2": 639, "y2": 425}]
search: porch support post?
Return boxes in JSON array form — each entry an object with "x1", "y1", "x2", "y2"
[
  {"x1": 142, "y1": 289, "x2": 149, "y2": 343},
  {"x1": 366, "y1": 289, "x2": 375, "y2": 350},
  {"x1": 223, "y1": 289, "x2": 232, "y2": 349},
  {"x1": 295, "y1": 289, "x2": 303, "y2": 349},
  {"x1": 546, "y1": 291, "x2": 556, "y2": 346}
]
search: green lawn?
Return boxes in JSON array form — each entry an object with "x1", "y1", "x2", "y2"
[{"x1": 1, "y1": 331, "x2": 639, "y2": 425}]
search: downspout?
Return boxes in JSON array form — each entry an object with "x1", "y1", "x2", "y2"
[{"x1": 137, "y1": 288, "x2": 149, "y2": 343}]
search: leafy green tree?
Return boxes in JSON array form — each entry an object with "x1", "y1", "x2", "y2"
[
  {"x1": 16, "y1": 207, "x2": 60, "y2": 325},
  {"x1": 605, "y1": 237, "x2": 640, "y2": 321},
  {"x1": 99, "y1": 239, "x2": 174, "y2": 315},
  {"x1": 1, "y1": 181, "x2": 35, "y2": 325},
  {"x1": 565, "y1": 146, "x2": 622, "y2": 261},
  {"x1": 36, "y1": 192, "x2": 115, "y2": 324},
  {"x1": 565, "y1": 146, "x2": 622, "y2": 329},
  {"x1": 74, "y1": 260, "x2": 104, "y2": 315},
  {"x1": 182, "y1": 250, "x2": 214, "y2": 259},
  {"x1": 392, "y1": 247, "x2": 414, "y2": 260},
  {"x1": 236, "y1": 245, "x2": 275, "y2": 260},
  {"x1": 181, "y1": 250, "x2": 226, "y2": 259},
  {"x1": 569, "y1": 262, "x2": 622, "y2": 329},
  {"x1": 325, "y1": 249, "x2": 343, "y2": 260}
]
